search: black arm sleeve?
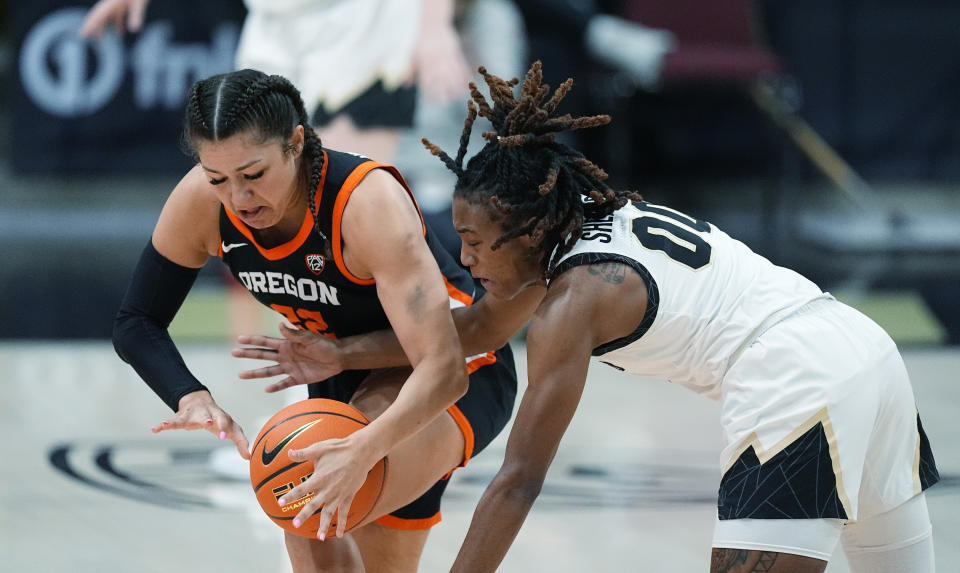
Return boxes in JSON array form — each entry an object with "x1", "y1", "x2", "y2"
[{"x1": 112, "y1": 240, "x2": 209, "y2": 412}]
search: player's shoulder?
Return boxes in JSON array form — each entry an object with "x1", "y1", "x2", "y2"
[
  {"x1": 169, "y1": 164, "x2": 222, "y2": 213},
  {"x1": 153, "y1": 164, "x2": 222, "y2": 261}
]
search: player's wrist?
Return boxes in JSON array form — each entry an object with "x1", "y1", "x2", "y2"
[{"x1": 176, "y1": 389, "x2": 213, "y2": 411}]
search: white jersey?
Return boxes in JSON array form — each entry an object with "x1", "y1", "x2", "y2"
[
  {"x1": 236, "y1": 0, "x2": 420, "y2": 113},
  {"x1": 551, "y1": 201, "x2": 826, "y2": 398}
]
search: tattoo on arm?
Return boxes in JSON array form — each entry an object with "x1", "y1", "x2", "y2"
[
  {"x1": 710, "y1": 548, "x2": 779, "y2": 572},
  {"x1": 587, "y1": 262, "x2": 627, "y2": 284}
]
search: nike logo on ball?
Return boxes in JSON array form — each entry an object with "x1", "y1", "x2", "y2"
[
  {"x1": 261, "y1": 419, "x2": 322, "y2": 465},
  {"x1": 221, "y1": 241, "x2": 248, "y2": 253}
]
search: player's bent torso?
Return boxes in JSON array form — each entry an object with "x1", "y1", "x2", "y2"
[
  {"x1": 552, "y1": 200, "x2": 826, "y2": 397},
  {"x1": 218, "y1": 148, "x2": 479, "y2": 339}
]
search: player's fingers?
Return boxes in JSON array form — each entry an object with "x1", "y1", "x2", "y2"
[
  {"x1": 112, "y1": 13, "x2": 127, "y2": 36},
  {"x1": 236, "y1": 334, "x2": 283, "y2": 349},
  {"x1": 334, "y1": 496, "x2": 354, "y2": 538},
  {"x1": 237, "y1": 364, "x2": 285, "y2": 380},
  {"x1": 279, "y1": 323, "x2": 307, "y2": 341},
  {"x1": 127, "y1": 0, "x2": 147, "y2": 32},
  {"x1": 278, "y1": 480, "x2": 311, "y2": 508},
  {"x1": 290, "y1": 490, "x2": 323, "y2": 529},
  {"x1": 315, "y1": 501, "x2": 339, "y2": 541},
  {"x1": 152, "y1": 410, "x2": 203, "y2": 432},
  {"x1": 287, "y1": 442, "x2": 326, "y2": 463},
  {"x1": 265, "y1": 377, "x2": 302, "y2": 393},
  {"x1": 226, "y1": 424, "x2": 251, "y2": 460},
  {"x1": 150, "y1": 418, "x2": 172, "y2": 433},
  {"x1": 79, "y1": 10, "x2": 108, "y2": 39},
  {"x1": 231, "y1": 346, "x2": 278, "y2": 362}
]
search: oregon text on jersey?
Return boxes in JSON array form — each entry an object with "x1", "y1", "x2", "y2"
[{"x1": 236, "y1": 271, "x2": 341, "y2": 306}]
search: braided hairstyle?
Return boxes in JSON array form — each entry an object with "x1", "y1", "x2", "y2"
[
  {"x1": 182, "y1": 69, "x2": 328, "y2": 245},
  {"x1": 423, "y1": 61, "x2": 642, "y2": 277}
]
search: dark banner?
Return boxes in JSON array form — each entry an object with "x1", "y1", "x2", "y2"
[{"x1": 12, "y1": 1, "x2": 246, "y2": 174}]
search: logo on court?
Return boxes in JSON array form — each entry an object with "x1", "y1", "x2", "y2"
[{"x1": 306, "y1": 254, "x2": 325, "y2": 275}]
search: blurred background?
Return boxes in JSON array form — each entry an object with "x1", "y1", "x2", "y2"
[
  {"x1": 3, "y1": 0, "x2": 960, "y2": 343},
  {"x1": 1, "y1": 1, "x2": 958, "y2": 571}
]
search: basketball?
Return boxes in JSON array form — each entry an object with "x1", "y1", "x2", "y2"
[{"x1": 249, "y1": 398, "x2": 388, "y2": 538}]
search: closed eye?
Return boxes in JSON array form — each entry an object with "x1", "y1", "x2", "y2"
[
  {"x1": 244, "y1": 170, "x2": 265, "y2": 181},
  {"x1": 209, "y1": 177, "x2": 227, "y2": 185}
]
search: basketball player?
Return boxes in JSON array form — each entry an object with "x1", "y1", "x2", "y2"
[
  {"x1": 235, "y1": 62, "x2": 940, "y2": 572},
  {"x1": 83, "y1": 0, "x2": 474, "y2": 340},
  {"x1": 112, "y1": 69, "x2": 538, "y2": 572}
]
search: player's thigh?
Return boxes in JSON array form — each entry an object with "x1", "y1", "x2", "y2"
[
  {"x1": 348, "y1": 367, "x2": 466, "y2": 521},
  {"x1": 352, "y1": 521, "x2": 430, "y2": 573},
  {"x1": 710, "y1": 547, "x2": 827, "y2": 573},
  {"x1": 283, "y1": 530, "x2": 364, "y2": 573},
  {"x1": 840, "y1": 493, "x2": 935, "y2": 573},
  {"x1": 713, "y1": 517, "x2": 842, "y2": 567}
]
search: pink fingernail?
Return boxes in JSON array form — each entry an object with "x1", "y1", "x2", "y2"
[
  {"x1": 288, "y1": 448, "x2": 297, "y2": 458},
  {"x1": 219, "y1": 431, "x2": 226, "y2": 440},
  {"x1": 205, "y1": 419, "x2": 213, "y2": 424},
  {"x1": 293, "y1": 518, "x2": 301, "y2": 527},
  {"x1": 318, "y1": 532, "x2": 326, "y2": 541},
  {"x1": 161, "y1": 420, "x2": 169, "y2": 425},
  {"x1": 278, "y1": 497, "x2": 286, "y2": 506}
]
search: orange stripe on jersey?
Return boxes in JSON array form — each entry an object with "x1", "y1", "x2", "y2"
[
  {"x1": 311, "y1": 150, "x2": 330, "y2": 213},
  {"x1": 466, "y1": 351, "x2": 497, "y2": 375},
  {"x1": 224, "y1": 208, "x2": 314, "y2": 260},
  {"x1": 331, "y1": 161, "x2": 427, "y2": 285},
  {"x1": 444, "y1": 277, "x2": 474, "y2": 306},
  {"x1": 447, "y1": 403, "x2": 476, "y2": 468},
  {"x1": 221, "y1": 153, "x2": 329, "y2": 261},
  {"x1": 374, "y1": 512, "x2": 442, "y2": 531}
]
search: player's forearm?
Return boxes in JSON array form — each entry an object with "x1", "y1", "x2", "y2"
[
  {"x1": 421, "y1": 0, "x2": 456, "y2": 30},
  {"x1": 337, "y1": 304, "x2": 515, "y2": 370},
  {"x1": 356, "y1": 351, "x2": 468, "y2": 459},
  {"x1": 451, "y1": 471, "x2": 543, "y2": 572},
  {"x1": 336, "y1": 329, "x2": 410, "y2": 371}
]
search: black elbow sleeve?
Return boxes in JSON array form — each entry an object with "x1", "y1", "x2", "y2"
[{"x1": 113, "y1": 240, "x2": 209, "y2": 411}]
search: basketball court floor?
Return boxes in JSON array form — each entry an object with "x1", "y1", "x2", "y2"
[{"x1": 1, "y1": 334, "x2": 957, "y2": 572}]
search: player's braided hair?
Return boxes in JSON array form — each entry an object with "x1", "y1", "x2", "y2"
[
  {"x1": 422, "y1": 61, "x2": 642, "y2": 277},
  {"x1": 182, "y1": 69, "x2": 328, "y2": 245}
]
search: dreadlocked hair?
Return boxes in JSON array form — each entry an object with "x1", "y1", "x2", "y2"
[
  {"x1": 182, "y1": 69, "x2": 328, "y2": 246},
  {"x1": 422, "y1": 61, "x2": 642, "y2": 277}
]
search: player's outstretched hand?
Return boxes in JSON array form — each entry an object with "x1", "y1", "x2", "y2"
[
  {"x1": 234, "y1": 324, "x2": 345, "y2": 392},
  {"x1": 80, "y1": 0, "x2": 150, "y2": 39},
  {"x1": 152, "y1": 390, "x2": 251, "y2": 460}
]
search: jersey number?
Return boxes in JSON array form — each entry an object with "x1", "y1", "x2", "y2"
[
  {"x1": 631, "y1": 203, "x2": 712, "y2": 269},
  {"x1": 270, "y1": 304, "x2": 336, "y2": 338}
]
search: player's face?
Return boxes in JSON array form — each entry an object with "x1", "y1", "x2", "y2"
[
  {"x1": 452, "y1": 196, "x2": 545, "y2": 299},
  {"x1": 197, "y1": 127, "x2": 305, "y2": 231}
]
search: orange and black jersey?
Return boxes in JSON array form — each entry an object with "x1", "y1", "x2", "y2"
[{"x1": 218, "y1": 148, "x2": 479, "y2": 338}]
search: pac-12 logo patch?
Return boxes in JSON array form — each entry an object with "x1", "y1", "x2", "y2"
[{"x1": 306, "y1": 254, "x2": 325, "y2": 275}]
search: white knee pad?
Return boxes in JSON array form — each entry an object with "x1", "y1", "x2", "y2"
[{"x1": 841, "y1": 493, "x2": 935, "y2": 573}]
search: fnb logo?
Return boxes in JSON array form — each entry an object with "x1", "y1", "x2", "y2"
[{"x1": 306, "y1": 254, "x2": 325, "y2": 275}]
